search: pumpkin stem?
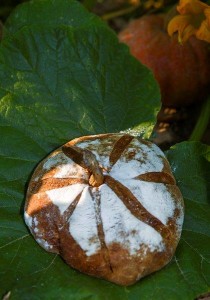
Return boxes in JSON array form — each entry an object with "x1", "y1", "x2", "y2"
[
  {"x1": 62, "y1": 145, "x2": 104, "y2": 187},
  {"x1": 189, "y1": 96, "x2": 210, "y2": 141},
  {"x1": 164, "y1": 6, "x2": 178, "y2": 33}
]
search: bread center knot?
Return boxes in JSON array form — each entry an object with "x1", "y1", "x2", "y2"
[
  {"x1": 83, "y1": 150, "x2": 104, "y2": 187},
  {"x1": 62, "y1": 144, "x2": 104, "y2": 187}
]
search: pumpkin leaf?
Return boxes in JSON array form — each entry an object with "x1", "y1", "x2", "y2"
[
  {"x1": 0, "y1": 0, "x2": 160, "y2": 298},
  {"x1": 3, "y1": 0, "x2": 106, "y2": 36},
  {"x1": 166, "y1": 142, "x2": 210, "y2": 205},
  {"x1": 0, "y1": 28, "x2": 159, "y2": 152}
]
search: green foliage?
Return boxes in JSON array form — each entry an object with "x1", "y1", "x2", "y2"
[
  {"x1": 4, "y1": 0, "x2": 104, "y2": 35},
  {"x1": 0, "y1": 0, "x2": 209, "y2": 299}
]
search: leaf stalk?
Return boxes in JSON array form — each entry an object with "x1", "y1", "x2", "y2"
[{"x1": 189, "y1": 96, "x2": 210, "y2": 141}]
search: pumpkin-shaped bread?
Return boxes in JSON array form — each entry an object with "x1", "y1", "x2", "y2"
[{"x1": 24, "y1": 133, "x2": 184, "y2": 286}]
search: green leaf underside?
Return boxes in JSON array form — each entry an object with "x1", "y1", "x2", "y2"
[{"x1": 0, "y1": 0, "x2": 209, "y2": 299}]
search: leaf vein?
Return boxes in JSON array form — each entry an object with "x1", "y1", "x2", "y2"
[{"x1": 0, "y1": 234, "x2": 29, "y2": 249}]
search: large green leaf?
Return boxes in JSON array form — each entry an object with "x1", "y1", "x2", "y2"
[
  {"x1": 0, "y1": 0, "x2": 160, "y2": 298},
  {"x1": 4, "y1": 0, "x2": 106, "y2": 36},
  {"x1": 167, "y1": 142, "x2": 210, "y2": 300},
  {"x1": 0, "y1": 24, "x2": 159, "y2": 150},
  {"x1": 166, "y1": 142, "x2": 210, "y2": 205},
  {"x1": 0, "y1": 0, "x2": 209, "y2": 299}
]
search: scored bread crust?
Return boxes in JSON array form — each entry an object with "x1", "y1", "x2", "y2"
[{"x1": 25, "y1": 133, "x2": 184, "y2": 286}]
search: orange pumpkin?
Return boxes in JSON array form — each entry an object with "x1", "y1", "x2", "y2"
[{"x1": 119, "y1": 14, "x2": 210, "y2": 107}]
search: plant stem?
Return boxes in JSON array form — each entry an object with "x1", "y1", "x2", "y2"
[
  {"x1": 82, "y1": 0, "x2": 98, "y2": 11},
  {"x1": 102, "y1": 4, "x2": 140, "y2": 21},
  {"x1": 189, "y1": 96, "x2": 210, "y2": 141}
]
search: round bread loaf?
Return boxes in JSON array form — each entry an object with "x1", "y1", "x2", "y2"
[{"x1": 24, "y1": 133, "x2": 184, "y2": 286}]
